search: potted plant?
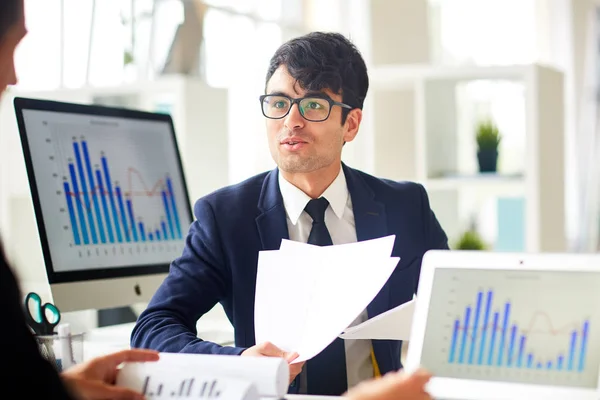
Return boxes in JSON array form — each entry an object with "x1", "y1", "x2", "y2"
[
  {"x1": 454, "y1": 229, "x2": 487, "y2": 250},
  {"x1": 475, "y1": 119, "x2": 502, "y2": 173}
]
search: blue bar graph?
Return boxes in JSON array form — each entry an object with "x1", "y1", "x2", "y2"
[
  {"x1": 488, "y1": 312, "x2": 499, "y2": 365},
  {"x1": 138, "y1": 221, "x2": 146, "y2": 242},
  {"x1": 448, "y1": 290, "x2": 591, "y2": 374},
  {"x1": 166, "y1": 177, "x2": 182, "y2": 239},
  {"x1": 558, "y1": 355, "x2": 564, "y2": 370},
  {"x1": 68, "y1": 163, "x2": 89, "y2": 244},
  {"x1": 73, "y1": 141, "x2": 98, "y2": 244},
  {"x1": 478, "y1": 291, "x2": 493, "y2": 365},
  {"x1": 468, "y1": 292, "x2": 483, "y2": 364},
  {"x1": 81, "y1": 140, "x2": 106, "y2": 244},
  {"x1": 115, "y1": 186, "x2": 130, "y2": 242},
  {"x1": 161, "y1": 220, "x2": 168, "y2": 240},
  {"x1": 62, "y1": 140, "x2": 185, "y2": 246},
  {"x1": 102, "y1": 156, "x2": 123, "y2": 243},
  {"x1": 162, "y1": 190, "x2": 175, "y2": 239},
  {"x1": 497, "y1": 302, "x2": 511, "y2": 366},
  {"x1": 63, "y1": 182, "x2": 81, "y2": 245},
  {"x1": 569, "y1": 331, "x2": 577, "y2": 371},
  {"x1": 580, "y1": 321, "x2": 589, "y2": 372},
  {"x1": 507, "y1": 325, "x2": 517, "y2": 366},
  {"x1": 126, "y1": 198, "x2": 139, "y2": 242},
  {"x1": 517, "y1": 335, "x2": 526, "y2": 367},
  {"x1": 458, "y1": 307, "x2": 471, "y2": 364},
  {"x1": 449, "y1": 319, "x2": 459, "y2": 363},
  {"x1": 95, "y1": 169, "x2": 114, "y2": 243}
]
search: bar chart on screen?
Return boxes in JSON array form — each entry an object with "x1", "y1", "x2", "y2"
[
  {"x1": 420, "y1": 269, "x2": 600, "y2": 389},
  {"x1": 447, "y1": 291, "x2": 589, "y2": 373},
  {"x1": 24, "y1": 111, "x2": 192, "y2": 272},
  {"x1": 61, "y1": 137, "x2": 183, "y2": 247}
]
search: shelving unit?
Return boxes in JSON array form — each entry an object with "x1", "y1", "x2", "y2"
[{"x1": 349, "y1": 63, "x2": 565, "y2": 252}]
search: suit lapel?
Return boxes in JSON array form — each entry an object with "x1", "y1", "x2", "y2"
[
  {"x1": 343, "y1": 164, "x2": 391, "y2": 318},
  {"x1": 255, "y1": 168, "x2": 289, "y2": 250},
  {"x1": 344, "y1": 164, "x2": 396, "y2": 372}
]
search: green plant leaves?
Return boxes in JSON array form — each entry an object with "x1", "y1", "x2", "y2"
[{"x1": 476, "y1": 119, "x2": 501, "y2": 151}]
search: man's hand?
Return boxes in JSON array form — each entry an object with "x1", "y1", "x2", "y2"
[
  {"x1": 345, "y1": 368, "x2": 432, "y2": 400},
  {"x1": 241, "y1": 341, "x2": 304, "y2": 384},
  {"x1": 61, "y1": 348, "x2": 160, "y2": 400}
]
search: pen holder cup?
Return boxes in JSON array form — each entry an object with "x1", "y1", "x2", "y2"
[{"x1": 35, "y1": 332, "x2": 85, "y2": 372}]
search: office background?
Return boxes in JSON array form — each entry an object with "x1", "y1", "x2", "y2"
[{"x1": 0, "y1": 0, "x2": 599, "y2": 335}]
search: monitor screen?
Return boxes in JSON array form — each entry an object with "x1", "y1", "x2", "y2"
[
  {"x1": 419, "y1": 267, "x2": 600, "y2": 390},
  {"x1": 14, "y1": 97, "x2": 193, "y2": 287}
]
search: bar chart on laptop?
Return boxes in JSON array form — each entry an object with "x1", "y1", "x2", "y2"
[
  {"x1": 21, "y1": 109, "x2": 192, "y2": 272},
  {"x1": 420, "y1": 268, "x2": 600, "y2": 389}
]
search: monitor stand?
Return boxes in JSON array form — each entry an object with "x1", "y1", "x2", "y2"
[{"x1": 98, "y1": 307, "x2": 137, "y2": 327}]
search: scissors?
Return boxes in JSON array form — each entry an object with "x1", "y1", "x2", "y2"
[{"x1": 24, "y1": 292, "x2": 61, "y2": 335}]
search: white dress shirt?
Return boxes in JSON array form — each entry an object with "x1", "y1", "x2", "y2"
[{"x1": 278, "y1": 167, "x2": 374, "y2": 389}]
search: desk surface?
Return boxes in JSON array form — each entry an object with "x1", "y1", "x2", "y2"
[{"x1": 83, "y1": 318, "x2": 235, "y2": 360}]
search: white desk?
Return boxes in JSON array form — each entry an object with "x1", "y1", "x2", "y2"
[{"x1": 83, "y1": 305, "x2": 235, "y2": 360}]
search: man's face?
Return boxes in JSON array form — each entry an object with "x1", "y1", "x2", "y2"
[
  {"x1": 265, "y1": 65, "x2": 361, "y2": 174},
  {"x1": 0, "y1": 12, "x2": 27, "y2": 99}
]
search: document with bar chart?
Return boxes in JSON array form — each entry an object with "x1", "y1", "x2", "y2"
[
  {"x1": 420, "y1": 268, "x2": 600, "y2": 389},
  {"x1": 20, "y1": 109, "x2": 192, "y2": 272}
]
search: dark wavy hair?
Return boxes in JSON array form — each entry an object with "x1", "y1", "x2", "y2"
[
  {"x1": 0, "y1": 0, "x2": 23, "y2": 41},
  {"x1": 265, "y1": 32, "x2": 369, "y2": 124}
]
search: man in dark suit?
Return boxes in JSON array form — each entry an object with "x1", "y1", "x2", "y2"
[{"x1": 131, "y1": 31, "x2": 448, "y2": 397}]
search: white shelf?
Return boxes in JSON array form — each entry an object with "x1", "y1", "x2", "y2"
[
  {"x1": 357, "y1": 62, "x2": 566, "y2": 252},
  {"x1": 369, "y1": 63, "x2": 561, "y2": 90},
  {"x1": 422, "y1": 174, "x2": 525, "y2": 193}
]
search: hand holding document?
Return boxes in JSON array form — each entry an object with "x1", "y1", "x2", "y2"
[
  {"x1": 254, "y1": 235, "x2": 400, "y2": 363},
  {"x1": 116, "y1": 353, "x2": 289, "y2": 400},
  {"x1": 339, "y1": 298, "x2": 416, "y2": 340}
]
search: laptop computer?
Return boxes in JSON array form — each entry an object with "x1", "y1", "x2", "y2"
[{"x1": 404, "y1": 250, "x2": 600, "y2": 400}]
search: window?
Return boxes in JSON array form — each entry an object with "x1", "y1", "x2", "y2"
[{"x1": 14, "y1": 0, "x2": 304, "y2": 183}]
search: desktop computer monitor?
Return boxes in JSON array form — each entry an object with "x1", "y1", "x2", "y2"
[{"x1": 14, "y1": 97, "x2": 193, "y2": 313}]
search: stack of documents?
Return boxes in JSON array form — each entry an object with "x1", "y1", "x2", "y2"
[
  {"x1": 254, "y1": 235, "x2": 403, "y2": 363},
  {"x1": 338, "y1": 297, "x2": 416, "y2": 340},
  {"x1": 116, "y1": 353, "x2": 288, "y2": 400}
]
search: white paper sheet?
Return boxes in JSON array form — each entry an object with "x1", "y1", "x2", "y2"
[
  {"x1": 117, "y1": 363, "x2": 258, "y2": 400},
  {"x1": 116, "y1": 353, "x2": 289, "y2": 398},
  {"x1": 338, "y1": 298, "x2": 416, "y2": 340},
  {"x1": 254, "y1": 235, "x2": 400, "y2": 363},
  {"x1": 279, "y1": 234, "x2": 396, "y2": 257}
]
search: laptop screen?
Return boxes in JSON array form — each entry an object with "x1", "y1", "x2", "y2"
[{"x1": 419, "y1": 268, "x2": 600, "y2": 390}]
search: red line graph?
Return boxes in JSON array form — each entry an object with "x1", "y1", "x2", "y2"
[
  {"x1": 457, "y1": 310, "x2": 582, "y2": 337},
  {"x1": 65, "y1": 167, "x2": 170, "y2": 198}
]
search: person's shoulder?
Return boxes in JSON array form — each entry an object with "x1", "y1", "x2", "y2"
[{"x1": 349, "y1": 166, "x2": 425, "y2": 195}]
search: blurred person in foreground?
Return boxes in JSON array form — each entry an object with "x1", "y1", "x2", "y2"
[{"x1": 0, "y1": 1, "x2": 159, "y2": 399}]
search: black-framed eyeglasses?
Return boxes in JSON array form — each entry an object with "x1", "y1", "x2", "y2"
[{"x1": 259, "y1": 94, "x2": 352, "y2": 122}]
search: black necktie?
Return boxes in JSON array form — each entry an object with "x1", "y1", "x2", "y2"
[{"x1": 303, "y1": 197, "x2": 348, "y2": 396}]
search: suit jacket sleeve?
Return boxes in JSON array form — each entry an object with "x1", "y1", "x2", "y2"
[
  {"x1": 419, "y1": 183, "x2": 449, "y2": 251},
  {"x1": 131, "y1": 199, "x2": 245, "y2": 355},
  {"x1": 1, "y1": 247, "x2": 77, "y2": 399}
]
